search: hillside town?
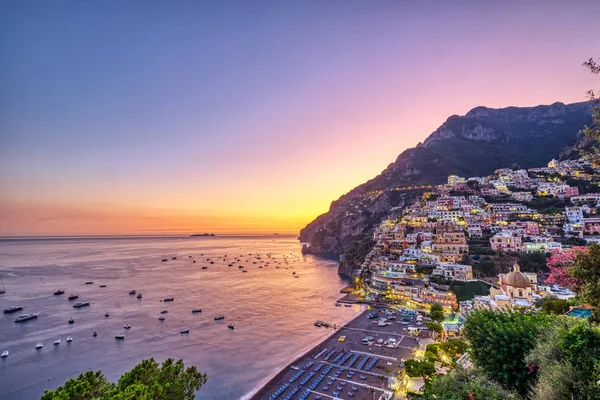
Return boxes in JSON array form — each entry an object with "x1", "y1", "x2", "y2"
[{"x1": 358, "y1": 157, "x2": 599, "y2": 314}]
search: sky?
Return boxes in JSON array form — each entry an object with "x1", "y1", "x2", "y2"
[{"x1": 1, "y1": 0, "x2": 599, "y2": 236}]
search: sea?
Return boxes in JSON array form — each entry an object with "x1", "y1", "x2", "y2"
[{"x1": 0, "y1": 235, "x2": 361, "y2": 399}]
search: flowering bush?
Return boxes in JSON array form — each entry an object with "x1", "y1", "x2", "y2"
[{"x1": 545, "y1": 246, "x2": 588, "y2": 289}]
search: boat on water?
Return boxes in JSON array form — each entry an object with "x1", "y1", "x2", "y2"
[
  {"x1": 344, "y1": 304, "x2": 352, "y2": 307},
  {"x1": 115, "y1": 335, "x2": 124, "y2": 340},
  {"x1": 201, "y1": 266, "x2": 208, "y2": 270},
  {"x1": 68, "y1": 295, "x2": 79, "y2": 300},
  {"x1": 105, "y1": 312, "x2": 110, "y2": 317},
  {"x1": 180, "y1": 329, "x2": 189, "y2": 334},
  {"x1": 54, "y1": 290, "x2": 65, "y2": 295},
  {"x1": 1, "y1": 350, "x2": 8, "y2": 358},
  {"x1": 0, "y1": 278, "x2": 5, "y2": 294},
  {"x1": 68, "y1": 318, "x2": 74, "y2": 324},
  {"x1": 290, "y1": 365, "x2": 300, "y2": 371},
  {"x1": 99, "y1": 285, "x2": 106, "y2": 288},
  {"x1": 137, "y1": 293, "x2": 142, "y2": 299},
  {"x1": 160, "y1": 310, "x2": 168, "y2": 314},
  {"x1": 335, "y1": 303, "x2": 342, "y2": 307},
  {"x1": 36, "y1": 343, "x2": 43, "y2": 349},
  {"x1": 163, "y1": 297, "x2": 174, "y2": 302},
  {"x1": 85, "y1": 281, "x2": 93, "y2": 285},
  {"x1": 191, "y1": 308, "x2": 202, "y2": 313},
  {"x1": 66, "y1": 336, "x2": 73, "y2": 342},
  {"x1": 214, "y1": 315, "x2": 225, "y2": 321},
  {"x1": 93, "y1": 332, "x2": 97, "y2": 337},
  {"x1": 172, "y1": 257, "x2": 177, "y2": 260},
  {"x1": 14, "y1": 313, "x2": 38, "y2": 322},
  {"x1": 54, "y1": 339, "x2": 61, "y2": 345},
  {"x1": 129, "y1": 290, "x2": 136, "y2": 295},
  {"x1": 161, "y1": 259, "x2": 168, "y2": 262},
  {"x1": 4, "y1": 305, "x2": 24, "y2": 314},
  {"x1": 73, "y1": 302, "x2": 90, "y2": 308},
  {"x1": 228, "y1": 324, "x2": 234, "y2": 330},
  {"x1": 158, "y1": 316, "x2": 165, "y2": 321},
  {"x1": 124, "y1": 324, "x2": 131, "y2": 329}
]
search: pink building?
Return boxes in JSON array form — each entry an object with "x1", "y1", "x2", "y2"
[
  {"x1": 490, "y1": 231, "x2": 523, "y2": 252},
  {"x1": 583, "y1": 218, "x2": 600, "y2": 236}
]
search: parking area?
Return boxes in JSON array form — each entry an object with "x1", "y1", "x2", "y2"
[{"x1": 253, "y1": 308, "x2": 424, "y2": 400}]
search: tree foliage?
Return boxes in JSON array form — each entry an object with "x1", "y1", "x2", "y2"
[
  {"x1": 429, "y1": 304, "x2": 445, "y2": 323},
  {"x1": 404, "y1": 359, "x2": 436, "y2": 378},
  {"x1": 40, "y1": 358, "x2": 207, "y2": 400},
  {"x1": 570, "y1": 243, "x2": 600, "y2": 308},
  {"x1": 422, "y1": 366, "x2": 519, "y2": 400},
  {"x1": 534, "y1": 295, "x2": 571, "y2": 315},
  {"x1": 526, "y1": 318, "x2": 600, "y2": 400},
  {"x1": 582, "y1": 57, "x2": 600, "y2": 164},
  {"x1": 463, "y1": 309, "x2": 552, "y2": 394},
  {"x1": 439, "y1": 338, "x2": 468, "y2": 358}
]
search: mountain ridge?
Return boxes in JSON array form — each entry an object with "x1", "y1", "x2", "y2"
[{"x1": 299, "y1": 101, "x2": 592, "y2": 270}]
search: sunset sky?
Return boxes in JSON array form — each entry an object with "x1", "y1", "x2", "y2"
[{"x1": 1, "y1": 1, "x2": 599, "y2": 236}]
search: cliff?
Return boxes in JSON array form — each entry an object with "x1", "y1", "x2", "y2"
[{"x1": 300, "y1": 101, "x2": 592, "y2": 275}]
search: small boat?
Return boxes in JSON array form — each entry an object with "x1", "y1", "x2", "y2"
[
  {"x1": 129, "y1": 290, "x2": 136, "y2": 295},
  {"x1": 85, "y1": 281, "x2": 93, "y2": 285},
  {"x1": 214, "y1": 315, "x2": 225, "y2": 321},
  {"x1": 14, "y1": 313, "x2": 39, "y2": 322},
  {"x1": 161, "y1": 259, "x2": 168, "y2": 262},
  {"x1": 68, "y1": 295, "x2": 79, "y2": 300},
  {"x1": 99, "y1": 285, "x2": 106, "y2": 288},
  {"x1": 172, "y1": 257, "x2": 177, "y2": 260},
  {"x1": 36, "y1": 343, "x2": 43, "y2": 349},
  {"x1": 93, "y1": 332, "x2": 97, "y2": 337},
  {"x1": 191, "y1": 308, "x2": 202, "y2": 313},
  {"x1": 335, "y1": 303, "x2": 342, "y2": 307},
  {"x1": 160, "y1": 310, "x2": 168, "y2": 314},
  {"x1": 158, "y1": 316, "x2": 165, "y2": 321},
  {"x1": 73, "y1": 302, "x2": 90, "y2": 308},
  {"x1": 4, "y1": 305, "x2": 24, "y2": 314},
  {"x1": 228, "y1": 324, "x2": 234, "y2": 330},
  {"x1": 180, "y1": 329, "x2": 189, "y2": 334},
  {"x1": 290, "y1": 365, "x2": 300, "y2": 371},
  {"x1": 1, "y1": 351, "x2": 8, "y2": 358},
  {"x1": 294, "y1": 275, "x2": 299, "y2": 278},
  {"x1": 344, "y1": 304, "x2": 352, "y2": 307},
  {"x1": 54, "y1": 339, "x2": 61, "y2": 345},
  {"x1": 201, "y1": 266, "x2": 208, "y2": 270},
  {"x1": 115, "y1": 335, "x2": 125, "y2": 340},
  {"x1": 242, "y1": 270, "x2": 247, "y2": 273},
  {"x1": 163, "y1": 297, "x2": 174, "y2": 302},
  {"x1": 137, "y1": 294, "x2": 142, "y2": 299},
  {"x1": 54, "y1": 290, "x2": 65, "y2": 295},
  {"x1": 66, "y1": 336, "x2": 73, "y2": 342},
  {"x1": 105, "y1": 312, "x2": 109, "y2": 317},
  {"x1": 124, "y1": 324, "x2": 131, "y2": 329},
  {"x1": 68, "y1": 318, "x2": 74, "y2": 324}
]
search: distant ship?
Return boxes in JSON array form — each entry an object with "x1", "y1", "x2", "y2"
[
  {"x1": 4, "y1": 305, "x2": 24, "y2": 314},
  {"x1": 73, "y1": 302, "x2": 90, "y2": 308},
  {"x1": 190, "y1": 233, "x2": 216, "y2": 237},
  {"x1": 14, "y1": 313, "x2": 39, "y2": 322}
]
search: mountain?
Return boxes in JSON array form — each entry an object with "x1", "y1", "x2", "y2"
[{"x1": 300, "y1": 101, "x2": 592, "y2": 273}]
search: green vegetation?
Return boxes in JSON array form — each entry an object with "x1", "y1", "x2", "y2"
[
  {"x1": 438, "y1": 338, "x2": 468, "y2": 358},
  {"x1": 517, "y1": 252, "x2": 549, "y2": 273},
  {"x1": 423, "y1": 366, "x2": 519, "y2": 400},
  {"x1": 404, "y1": 359, "x2": 436, "y2": 378},
  {"x1": 582, "y1": 57, "x2": 600, "y2": 164},
  {"x1": 40, "y1": 358, "x2": 207, "y2": 400},
  {"x1": 526, "y1": 196, "x2": 568, "y2": 212},
  {"x1": 424, "y1": 343, "x2": 440, "y2": 362},
  {"x1": 449, "y1": 280, "x2": 491, "y2": 301},
  {"x1": 463, "y1": 309, "x2": 553, "y2": 394},
  {"x1": 427, "y1": 322, "x2": 443, "y2": 336},
  {"x1": 341, "y1": 234, "x2": 374, "y2": 274},
  {"x1": 534, "y1": 295, "x2": 571, "y2": 315},
  {"x1": 428, "y1": 304, "x2": 445, "y2": 323}
]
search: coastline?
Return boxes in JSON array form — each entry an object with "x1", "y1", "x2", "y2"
[{"x1": 247, "y1": 308, "x2": 368, "y2": 400}]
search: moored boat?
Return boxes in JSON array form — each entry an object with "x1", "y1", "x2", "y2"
[
  {"x1": 85, "y1": 281, "x2": 93, "y2": 285},
  {"x1": 36, "y1": 343, "x2": 43, "y2": 349},
  {"x1": 115, "y1": 335, "x2": 124, "y2": 340},
  {"x1": 160, "y1": 310, "x2": 168, "y2": 314},
  {"x1": 66, "y1": 336, "x2": 73, "y2": 342},
  {"x1": 4, "y1": 305, "x2": 24, "y2": 314},
  {"x1": 14, "y1": 313, "x2": 38, "y2": 322},
  {"x1": 180, "y1": 329, "x2": 189, "y2": 334},
  {"x1": 105, "y1": 312, "x2": 109, "y2": 317},
  {"x1": 93, "y1": 332, "x2": 97, "y2": 337},
  {"x1": 124, "y1": 324, "x2": 131, "y2": 329},
  {"x1": 73, "y1": 302, "x2": 90, "y2": 308},
  {"x1": 191, "y1": 308, "x2": 202, "y2": 313},
  {"x1": 129, "y1": 290, "x2": 136, "y2": 295},
  {"x1": 68, "y1": 318, "x2": 74, "y2": 324},
  {"x1": 54, "y1": 290, "x2": 65, "y2": 295},
  {"x1": 228, "y1": 324, "x2": 234, "y2": 330},
  {"x1": 1, "y1": 350, "x2": 8, "y2": 358},
  {"x1": 158, "y1": 316, "x2": 165, "y2": 321},
  {"x1": 137, "y1": 293, "x2": 142, "y2": 299},
  {"x1": 163, "y1": 297, "x2": 174, "y2": 302},
  {"x1": 68, "y1": 295, "x2": 79, "y2": 300},
  {"x1": 54, "y1": 339, "x2": 61, "y2": 345},
  {"x1": 214, "y1": 315, "x2": 225, "y2": 321}
]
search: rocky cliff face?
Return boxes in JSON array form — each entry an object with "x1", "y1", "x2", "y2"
[{"x1": 300, "y1": 101, "x2": 592, "y2": 275}]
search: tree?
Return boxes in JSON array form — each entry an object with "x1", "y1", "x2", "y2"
[
  {"x1": 429, "y1": 303, "x2": 445, "y2": 323},
  {"x1": 427, "y1": 322, "x2": 443, "y2": 337},
  {"x1": 534, "y1": 295, "x2": 571, "y2": 315},
  {"x1": 439, "y1": 338, "x2": 468, "y2": 358},
  {"x1": 404, "y1": 359, "x2": 436, "y2": 378},
  {"x1": 423, "y1": 366, "x2": 519, "y2": 400},
  {"x1": 582, "y1": 57, "x2": 600, "y2": 165},
  {"x1": 570, "y1": 243, "x2": 600, "y2": 308},
  {"x1": 424, "y1": 343, "x2": 440, "y2": 362},
  {"x1": 545, "y1": 247, "x2": 587, "y2": 289},
  {"x1": 526, "y1": 318, "x2": 600, "y2": 400},
  {"x1": 40, "y1": 358, "x2": 207, "y2": 400},
  {"x1": 463, "y1": 309, "x2": 552, "y2": 395}
]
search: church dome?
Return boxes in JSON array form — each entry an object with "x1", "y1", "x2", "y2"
[{"x1": 505, "y1": 263, "x2": 530, "y2": 288}]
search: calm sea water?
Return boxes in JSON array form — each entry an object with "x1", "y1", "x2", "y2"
[{"x1": 0, "y1": 235, "x2": 360, "y2": 399}]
